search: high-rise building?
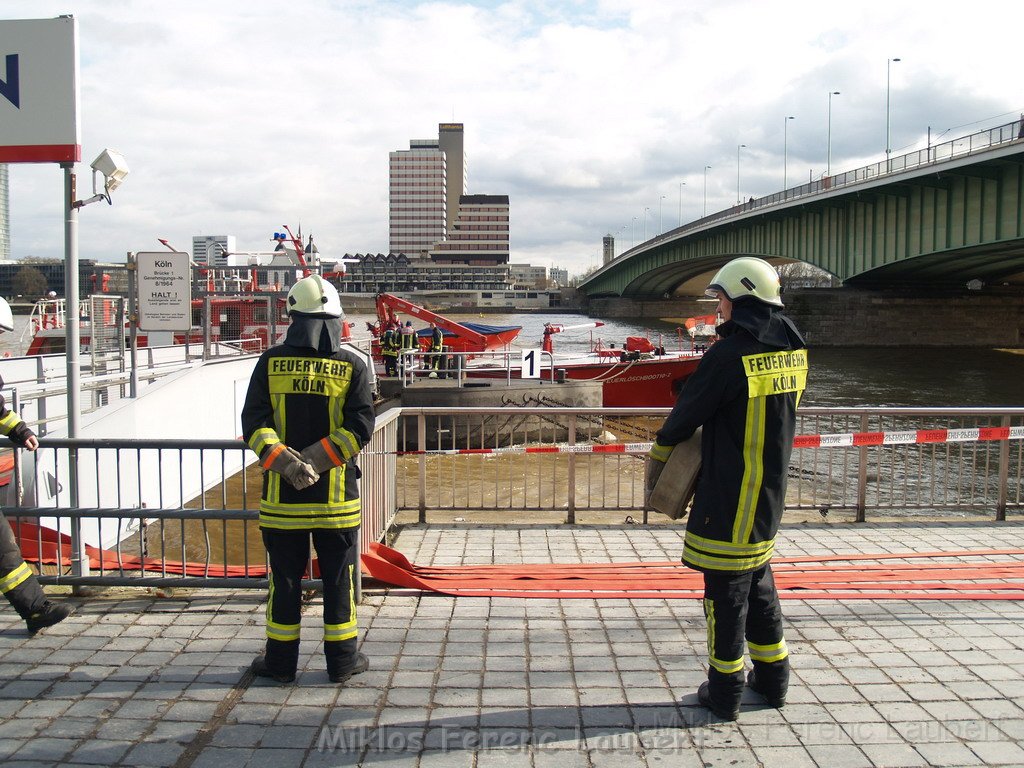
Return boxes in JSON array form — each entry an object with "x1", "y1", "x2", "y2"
[
  {"x1": 0, "y1": 165, "x2": 9, "y2": 261},
  {"x1": 192, "y1": 235, "x2": 236, "y2": 266},
  {"x1": 389, "y1": 123, "x2": 469, "y2": 258},
  {"x1": 438, "y1": 123, "x2": 466, "y2": 231},
  {"x1": 603, "y1": 234, "x2": 615, "y2": 264},
  {"x1": 388, "y1": 138, "x2": 448, "y2": 257},
  {"x1": 430, "y1": 195, "x2": 509, "y2": 265}
]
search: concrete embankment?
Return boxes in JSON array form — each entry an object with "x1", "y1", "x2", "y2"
[{"x1": 586, "y1": 288, "x2": 1024, "y2": 347}]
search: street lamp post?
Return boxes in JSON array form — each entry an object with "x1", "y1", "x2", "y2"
[
  {"x1": 659, "y1": 195, "x2": 666, "y2": 233},
  {"x1": 678, "y1": 181, "x2": 686, "y2": 226},
  {"x1": 631, "y1": 216, "x2": 637, "y2": 249},
  {"x1": 736, "y1": 144, "x2": 746, "y2": 204},
  {"x1": 783, "y1": 116, "x2": 795, "y2": 190},
  {"x1": 703, "y1": 165, "x2": 711, "y2": 217},
  {"x1": 886, "y1": 57, "x2": 901, "y2": 171},
  {"x1": 827, "y1": 91, "x2": 840, "y2": 176},
  {"x1": 643, "y1": 207, "x2": 650, "y2": 241}
]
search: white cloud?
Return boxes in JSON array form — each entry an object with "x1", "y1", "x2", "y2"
[{"x1": 4, "y1": 0, "x2": 1022, "y2": 278}]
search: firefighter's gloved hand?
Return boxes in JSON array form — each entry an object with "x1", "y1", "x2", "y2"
[
  {"x1": 645, "y1": 457, "x2": 666, "y2": 500},
  {"x1": 265, "y1": 445, "x2": 320, "y2": 490},
  {"x1": 300, "y1": 438, "x2": 344, "y2": 474}
]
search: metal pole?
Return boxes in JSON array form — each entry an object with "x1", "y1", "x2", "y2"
[
  {"x1": 678, "y1": 181, "x2": 685, "y2": 226},
  {"x1": 827, "y1": 91, "x2": 839, "y2": 176},
  {"x1": 62, "y1": 163, "x2": 87, "y2": 579},
  {"x1": 63, "y1": 165, "x2": 81, "y2": 437},
  {"x1": 127, "y1": 252, "x2": 138, "y2": 398},
  {"x1": 783, "y1": 116, "x2": 794, "y2": 190},
  {"x1": 886, "y1": 58, "x2": 901, "y2": 171},
  {"x1": 736, "y1": 144, "x2": 746, "y2": 204},
  {"x1": 703, "y1": 166, "x2": 711, "y2": 216}
]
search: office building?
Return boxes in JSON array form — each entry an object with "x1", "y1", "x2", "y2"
[
  {"x1": 192, "y1": 235, "x2": 236, "y2": 266},
  {"x1": 549, "y1": 267, "x2": 569, "y2": 287},
  {"x1": 430, "y1": 194, "x2": 509, "y2": 265},
  {"x1": 388, "y1": 137, "x2": 448, "y2": 257},
  {"x1": 510, "y1": 263, "x2": 547, "y2": 288}
]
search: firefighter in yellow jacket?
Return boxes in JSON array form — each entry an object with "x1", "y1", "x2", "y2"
[
  {"x1": 0, "y1": 297, "x2": 75, "y2": 634},
  {"x1": 242, "y1": 275, "x2": 375, "y2": 684},
  {"x1": 649, "y1": 257, "x2": 807, "y2": 720}
]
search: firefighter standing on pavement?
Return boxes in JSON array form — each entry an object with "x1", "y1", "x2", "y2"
[
  {"x1": 242, "y1": 275, "x2": 375, "y2": 684},
  {"x1": 648, "y1": 257, "x2": 807, "y2": 720},
  {"x1": 0, "y1": 298, "x2": 75, "y2": 634}
]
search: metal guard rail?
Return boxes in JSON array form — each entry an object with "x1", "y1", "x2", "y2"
[{"x1": 2, "y1": 406, "x2": 1020, "y2": 589}]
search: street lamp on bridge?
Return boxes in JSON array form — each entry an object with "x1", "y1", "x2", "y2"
[
  {"x1": 736, "y1": 144, "x2": 746, "y2": 204},
  {"x1": 827, "y1": 91, "x2": 840, "y2": 176},
  {"x1": 886, "y1": 57, "x2": 901, "y2": 171},
  {"x1": 643, "y1": 206, "x2": 650, "y2": 241},
  {"x1": 678, "y1": 181, "x2": 686, "y2": 227},
  {"x1": 783, "y1": 116, "x2": 795, "y2": 190},
  {"x1": 659, "y1": 195, "x2": 666, "y2": 233},
  {"x1": 703, "y1": 165, "x2": 711, "y2": 217}
]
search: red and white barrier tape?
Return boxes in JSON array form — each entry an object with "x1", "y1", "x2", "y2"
[{"x1": 394, "y1": 425, "x2": 1024, "y2": 456}]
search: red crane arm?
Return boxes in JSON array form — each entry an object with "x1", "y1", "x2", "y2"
[{"x1": 374, "y1": 293, "x2": 488, "y2": 348}]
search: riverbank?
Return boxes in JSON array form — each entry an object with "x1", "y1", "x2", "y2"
[{"x1": 4, "y1": 520, "x2": 1023, "y2": 767}]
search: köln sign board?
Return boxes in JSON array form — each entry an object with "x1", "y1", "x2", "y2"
[
  {"x1": 137, "y1": 252, "x2": 192, "y2": 332},
  {"x1": 0, "y1": 16, "x2": 81, "y2": 163}
]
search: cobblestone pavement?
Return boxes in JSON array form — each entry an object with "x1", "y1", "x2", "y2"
[{"x1": 1, "y1": 521, "x2": 1024, "y2": 767}]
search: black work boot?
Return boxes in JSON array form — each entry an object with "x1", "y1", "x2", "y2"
[
  {"x1": 697, "y1": 668, "x2": 745, "y2": 720},
  {"x1": 25, "y1": 601, "x2": 75, "y2": 634},
  {"x1": 328, "y1": 652, "x2": 369, "y2": 684},
  {"x1": 250, "y1": 655, "x2": 296, "y2": 684},
  {"x1": 747, "y1": 657, "x2": 789, "y2": 708}
]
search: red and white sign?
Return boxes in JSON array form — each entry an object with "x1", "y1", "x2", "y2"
[{"x1": 0, "y1": 16, "x2": 80, "y2": 163}]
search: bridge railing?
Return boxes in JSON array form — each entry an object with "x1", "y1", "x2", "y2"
[
  {"x1": 3, "y1": 406, "x2": 1020, "y2": 588},
  {"x1": 613, "y1": 118, "x2": 1024, "y2": 264}
]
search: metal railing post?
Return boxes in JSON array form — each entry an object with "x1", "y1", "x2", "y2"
[
  {"x1": 566, "y1": 414, "x2": 576, "y2": 524},
  {"x1": 418, "y1": 412, "x2": 427, "y2": 523},
  {"x1": 996, "y1": 415, "x2": 1010, "y2": 521},
  {"x1": 856, "y1": 413, "x2": 869, "y2": 523}
]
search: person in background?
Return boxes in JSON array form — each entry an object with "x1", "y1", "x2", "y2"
[
  {"x1": 380, "y1": 328, "x2": 399, "y2": 377},
  {"x1": 648, "y1": 257, "x2": 807, "y2": 720},
  {"x1": 242, "y1": 275, "x2": 375, "y2": 684},
  {"x1": 0, "y1": 297, "x2": 75, "y2": 634},
  {"x1": 428, "y1": 322, "x2": 444, "y2": 376}
]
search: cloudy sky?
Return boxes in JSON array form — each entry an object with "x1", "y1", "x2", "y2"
[{"x1": 4, "y1": 0, "x2": 1022, "y2": 278}]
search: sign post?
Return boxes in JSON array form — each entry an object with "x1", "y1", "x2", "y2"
[{"x1": 136, "y1": 252, "x2": 192, "y2": 332}]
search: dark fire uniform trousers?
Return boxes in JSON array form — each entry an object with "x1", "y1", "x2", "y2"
[{"x1": 0, "y1": 383, "x2": 45, "y2": 619}]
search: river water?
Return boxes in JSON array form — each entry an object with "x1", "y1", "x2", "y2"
[
  {"x1": 3, "y1": 310, "x2": 1023, "y2": 407},
  {"x1": 429, "y1": 310, "x2": 1024, "y2": 408}
]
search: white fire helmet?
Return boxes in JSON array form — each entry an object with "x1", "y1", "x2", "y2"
[
  {"x1": 286, "y1": 274, "x2": 344, "y2": 318},
  {"x1": 705, "y1": 257, "x2": 783, "y2": 307},
  {"x1": 0, "y1": 297, "x2": 13, "y2": 332}
]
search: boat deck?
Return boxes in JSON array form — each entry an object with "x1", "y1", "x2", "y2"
[{"x1": 2, "y1": 521, "x2": 1024, "y2": 767}]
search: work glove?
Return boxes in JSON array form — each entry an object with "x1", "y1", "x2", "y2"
[
  {"x1": 644, "y1": 456, "x2": 666, "y2": 502},
  {"x1": 264, "y1": 445, "x2": 320, "y2": 490},
  {"x1": 300, "y1": 438, "x2": 345, "y2": 474}
]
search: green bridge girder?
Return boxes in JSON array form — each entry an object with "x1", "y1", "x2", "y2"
[{"x1": 582, "y1": 139, "x2": 1024, "y2": 298}]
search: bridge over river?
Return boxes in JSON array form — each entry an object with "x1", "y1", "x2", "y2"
[{"x1": 579, "y1": 120, "x2": 1024, "y2": 346}]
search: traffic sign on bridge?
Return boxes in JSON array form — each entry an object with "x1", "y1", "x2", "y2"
[{"x1": 0, "y1": 16, "x2": 80, "y2": 163}]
